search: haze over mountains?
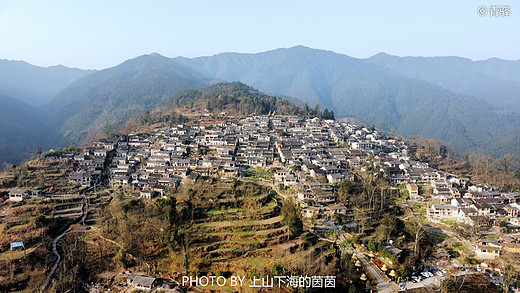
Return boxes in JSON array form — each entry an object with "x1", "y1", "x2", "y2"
[
  {"x1": 0, "y1": 96, "x2": 50, "y2": 165},
  {"x1": 367, "y1": 53, "x2": 520, "y2": 112},
  {"x1": 0, "y1": 60, "x2": 92, "y2": 165},
  {"x1": 43, "y1": 53, "x2": 214, "y2": 144},
  {"x1": 1, "y1": 46, "x2": 519, "y2": 166},
  {"x1": 0, "y1": 59, "x2": 92, "y2": 106},
  {"x1": 175, "y1": 46, "x2": 520, "y2": 154}
]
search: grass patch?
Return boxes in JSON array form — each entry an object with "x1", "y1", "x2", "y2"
[
  {"x1": 234, "y1": 230, "x2": 256, "y2": 236},
  {"x1": 0, "y1": 247, "x2": 38, "y2": 261},
  {"x1": 231, "y1": 238, "x2": 260, "y2": 244},
  {"x1": 10, "y1": 224, "x2": 28, "y2": 230},
  {"x1": 209, "y1": 208, "x2": 240, "y2": 215},
  {"x1": 440, "y1": 220, "x2": 457, "y2": 226},
  {"x1": 195, "y1": 216, "x2": 283, "y2": 228},
  {"x1": 427, "y1": 231, "x2": 448, "y2": 240},
  {"x1": 246, "y1": 257, "x2": 272, "y2": 268},
  {"x1": 453, "y1": 244, "x2": 468, "y2": 252}
]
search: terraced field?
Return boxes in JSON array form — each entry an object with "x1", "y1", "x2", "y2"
[
  {"x1": 75, "y1": 179, "x2": 345, "y2": 292},
  {"x1": 153, "y1": 179, "x2": 342, "y2": 289}
]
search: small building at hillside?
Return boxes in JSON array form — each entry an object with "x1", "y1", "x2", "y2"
[
  {"x1": 475, "y1": 240, "x2": 501, "y2": 259},
  {"x1": 407, "y1": 183, "x2": 419, "y2": 197},
  {"x1": 8, "y1": 189, "x2": 29, "y2": 201},
  {"x1": 10, "y1": 241, "x2": 25, "y2": 251},
  {"x1": 127, "y1": 274, "x2": 157, "y2": 290}
]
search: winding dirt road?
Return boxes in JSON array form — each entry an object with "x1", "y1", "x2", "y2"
[{"x1": 40, "y1": 189, "x2": 89, "y2": 291}]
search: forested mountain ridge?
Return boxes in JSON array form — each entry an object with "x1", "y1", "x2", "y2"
[
  {"x1": 174, "y1": 46, "x2": 520, "y2": 156},
  {"x1": 2, "y1": 47, "x2": 520, "y2": 168},
  {"x1": 123, "y1": 82, "x2": 334, "y2": 131},
  {"x1": 367, "y1": 53, "x2": 520, "y2": 112},
  {"x1": 165, "y1": 81, "x2": 322, "y2": 116},
  {"x1": 44, "y1": 53, "x2": 215, "y2": 144}
]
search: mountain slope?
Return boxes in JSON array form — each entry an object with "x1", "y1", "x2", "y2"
[
  {"x1": 175, "y1": 46, "x2": 372, "y2": 108},
  {"x1": 174, "y1": 46, "x2": 520, "y2": 155},
  {"x1": 45, "y1": 53, "x2": 214, "y2": 144},
  {"x1": 124, "y1": 82, "x2": 329, "y2": 132},
  {"x1": 163, "y1": 81, "x2": 313, "y2": 117},
  {"x1": 475, "y1": 58, "x2": 520, "y2": 85},
  {"x1": 367, "y1": 53, "x2": 520, "y2": 111},
  {"x1": 0, "y1": 95, "x2": 51, "y2": 165},
  {"x1": 0, "y1": 59, "x2": 93, "y2": 106},
  {"x1": 483, "y1": 128, "x2": 520, "y2": 158}
]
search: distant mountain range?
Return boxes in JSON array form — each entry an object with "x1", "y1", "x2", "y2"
[
  {"x1": 1, "y1": 46, "x2": 519, "y2": 167},
  {"x1": 0, "y1": 96, "x2": 52, "y2": 165},
  {"x1": 43, "y1": 53, "x2": 214, "y2": 144},
  {"x1": 367, "y1": 53, "x2": 520, "y2": 112},
  {"x1": 0, "y1": 59, "x2": 92, "y2": 106},
  {"x1": 175, "y1": 46, "x2": 520, "y2": 153}
]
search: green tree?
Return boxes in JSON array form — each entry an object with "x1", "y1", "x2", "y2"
[
  {"x1": 322, "y1": 108, "x2": 335, "y2": 120},
  {"x1": 115, "y1": 248, "x2": 129, "y2": 269},
  {"x1": 165, "y1": 227, "x2": 189, "y2": 272},
  {"x1": 166, "y1": 196, "x2": 178, "y2": 228},
  {"x1": 33, "y1": 214, "x2": 47, "y2": 228},
  {"x1": 334, "y1": 214, "x2": 342, "y2": 224},
  {"x1": 367, "y1": 240, "x2": 377, "y2": 252},
  {"x1": 36, "y1": 145, "x2": 43, "y2": 160},
  {"x1": 281, "y1": 198, "x2": 303, "y2": 238},
  {"x1": 16, "y1": 165, "x2": 28, "y2": 186},
  {"x1": 271, "y1": 264, "x2": 286, "y2": 276}
]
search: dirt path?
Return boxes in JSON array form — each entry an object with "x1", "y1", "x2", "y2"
[{"x1": 41, "y1": 188, "x2": 89, "y2": 291}]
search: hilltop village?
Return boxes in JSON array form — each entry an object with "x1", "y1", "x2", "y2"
[{"x1": 2, "y1": 114, "x2": 520, "y2": 292}]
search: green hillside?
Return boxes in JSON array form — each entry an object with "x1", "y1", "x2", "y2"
[
  {"x1": 126, "y1": 82, "x2": 332, "y2": 130},
  {"x1": 166, "y1": 81, "x2": 314, "y2": 115},
  {"x1": 367, "y1": 53, "x2": 520, "y2": 112},
  {"x1": 175, "y1": 46, "x2": 520, "y2": 155},
  {"x1": 45, "y1": 53, "x2": 214, "y2": 144},
  {"x1": 0, "y1": 96, "x2": 52, "y2": 165}
]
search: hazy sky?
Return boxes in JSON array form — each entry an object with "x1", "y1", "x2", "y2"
[{"x1": 0, "y1": 0, "x2": 517, "y2": 69}]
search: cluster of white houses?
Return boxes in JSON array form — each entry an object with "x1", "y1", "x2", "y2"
[
  {"x1": 427, "y1": 194, "x2": 520, "y2": 226},
  {"x1": 67, "y1": 140, "x2": 115, "y2": 187},
  {"x1": 13, "y1": 115, "x2": 519, "y2": 232},
  {"x1": 96, "y1": 115, "x2": 415, "y2": 211},
  {"x1": 56, "y1": 115, "x2": 520, "y2": 230}
]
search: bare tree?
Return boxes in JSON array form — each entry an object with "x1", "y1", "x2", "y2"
[
  {"x1": 406, "y1": 220, "x2": 426, "y2": 256},
  {"x1": 502, "y1": 264, "x2": 519, "y2": 293}
]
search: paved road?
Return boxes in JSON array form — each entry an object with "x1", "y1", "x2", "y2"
[
  {"x1": 352, "y1": 250, "x2": 400, "y2": 293},
  {"x1": 41, "y1": 189, "x2": 89, "y2": 291},
  {"x1": 404, "y1": 275, "x2": 441, "y2": 290}
]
